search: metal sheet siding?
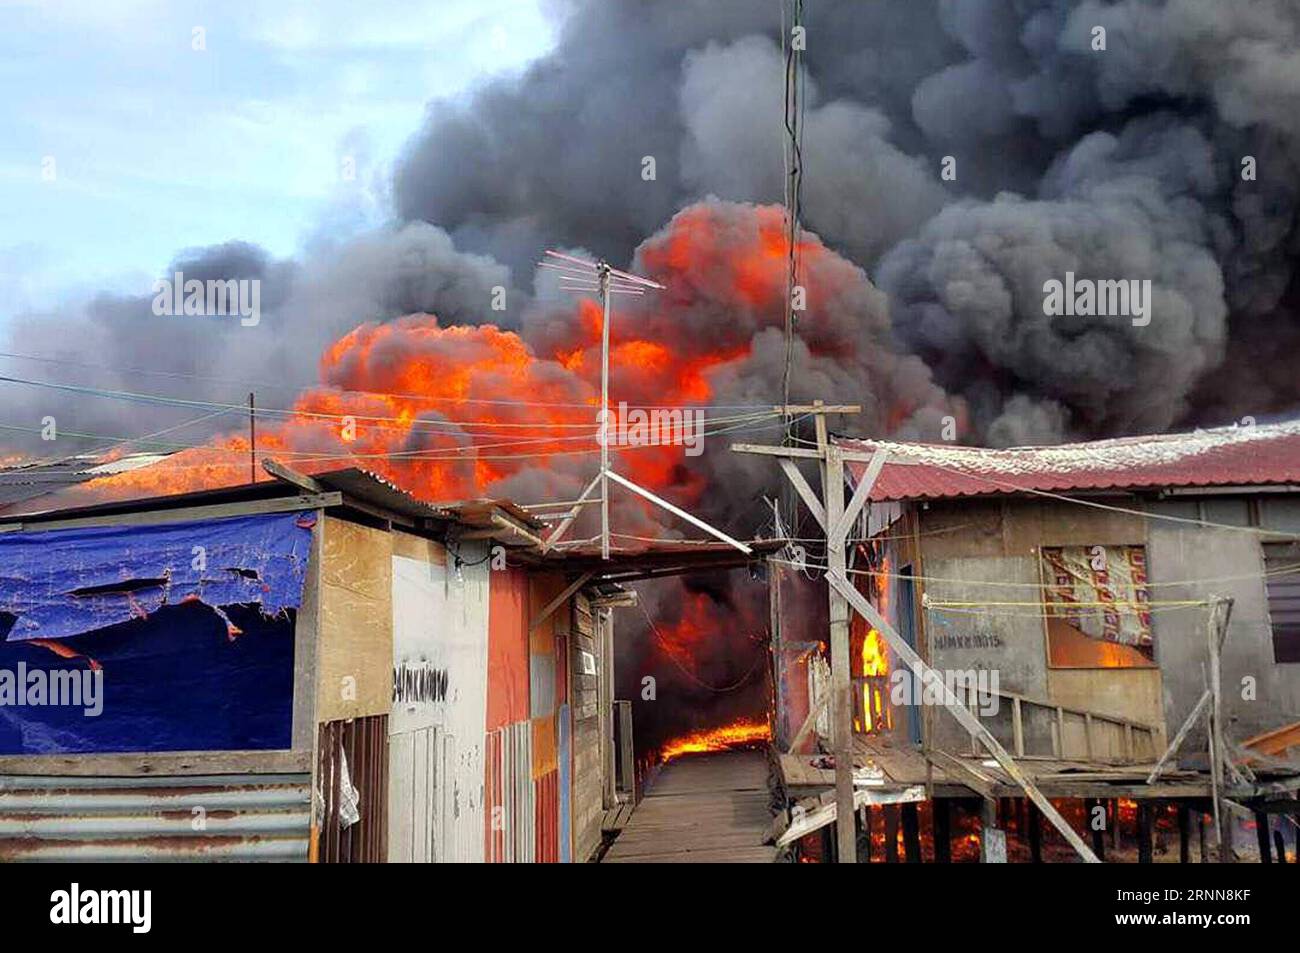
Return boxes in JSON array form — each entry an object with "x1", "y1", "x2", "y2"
[
  {"x1": 0, "y1": 773, "x2": 310, "y2": 862},
  {"x1": 484, "y1": 721, "x2": 533, "y2": 862}
]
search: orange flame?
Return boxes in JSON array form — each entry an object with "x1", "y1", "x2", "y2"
[{"x1": 658, "y1": 718, "x2": 770, "y2": 762}]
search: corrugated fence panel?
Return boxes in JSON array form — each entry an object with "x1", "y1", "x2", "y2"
[
  {"x1": 484, "y1": 721, "x2": 533, "y2": 862},
  {"x1": 534, "y1": 769, "x2": 558, "y2": 863},
  {"x1": 558, "y1": 703, "x2": 571, "y2": 863},
  {"x1": 0, "y1": 772, "x2": 310, "y2": 862},
  {"x1": 318, "y1": 715, "x2": 388, "y2": 863}
]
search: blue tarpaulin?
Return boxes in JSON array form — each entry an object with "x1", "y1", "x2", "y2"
[
  {"x1": 0, "y1": 511, "x2": 314, "y2": 754},
  {"x1": 0, "y1": 511, "x2": 315, "y2": 642}
]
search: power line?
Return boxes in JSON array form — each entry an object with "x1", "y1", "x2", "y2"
[
  {"x1": 0, "y1": 348, "x2": 776, "y2": 411},
  {"x1": 0, "y1": 373, "x2": 777, "y2": 437}
]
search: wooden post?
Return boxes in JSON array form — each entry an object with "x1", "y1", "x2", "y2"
[
  {"x1": 1137, "y1": 802, "x2": 1153, "y2": 863},
  {"x1": 1274, "y1": 829, "x2": 1287, "y2": 864},
  {"x1": 1256, "y1": 811, "x2": 1273, "y2": 863},
  {"x1": 884, "y1": 805, "x2": 900, "y2": 863},
  {"x1": 901, "y1": 802, "x2": 922, "y2": 863},
  {"x1": 933, "y1": 800, "x2": 952, "y2": 863},
  {"x1": 980, "y1": 798, "x2": 1006, "y2": 863},
  {"x1": 1027, "y1": 800, "x2": 1042, "y2": 863},
  {"x1": 769, "y1": 554, "x2": 784, "y2": 746},
  {"x1": 1178, "y1": 802, "x2": 1190, "y2": 863},
  {"x1": 855, "y1": 806, "x2": 872, "y2": 864},
  {"x1": 1207, "y1": 597, "x2": 1236, "y2": 863},
  {"x1": 1089, "y1": 798, "x2": 1106, "y2": 860},
  {"x1": 823, "y1": 441, "x2": 855, "y2": 865},
  {"x1": 1198, "y1": 812, "x2": 1207, "y2": 862}
]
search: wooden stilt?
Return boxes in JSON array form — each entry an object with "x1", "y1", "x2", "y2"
[
  {"x1": 1256, "y1": 811, "x2": 1273, "y2": 863},
  {"x1": 884, "y1": 805, "x2": 900, "y2": 863},
  {"x1": 1088, "y1": 798, "x2": 1106, "y2": 860},
  {"x1": 934, "y1": 799, "x2": 952, "y2": 864},
  {"x1": 1274, "y1": 829, "x2": 1287, "y2": 864},
  {"x1": 855, "y1": 806, "x2": 871, "y2": 864},
  {"x1": 1027, "y1": 801, "x2": 1042, "y2": 863},
  {"x1": 1198, "y1": 812, "x2": 1208, "y2": 862},
  {"x1": 980, "y1": 798, "x2": 1006, "y2": 863},
  {"x1": 901, "y1": 802, "x2": 922, "y2": 863},
  {"x1": 1138, "y1": 802, "x2": 1153, "y2": 863},
  {"x1": 1178, "y1": 802, "x2": 1190, "y2": 863},
  {"x1": 821, "y1": 819, "x2": 837, "y2": 864}
]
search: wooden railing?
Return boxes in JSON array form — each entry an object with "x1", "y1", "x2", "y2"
[
  {"x1": 848, "y1": 675, "x2": 1163, "y2": 764},
  {"x1": 963, "y1": 687, "x2": 1161, "y2": 765}
]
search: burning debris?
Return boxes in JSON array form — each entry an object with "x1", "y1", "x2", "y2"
[{"x1": 658, "y1": 717, "x2": 771, "y2": 763}]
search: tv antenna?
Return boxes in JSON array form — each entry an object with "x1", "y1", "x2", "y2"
[{"x1": 537, "y1": 249, "x2": 752, "y2": 560}]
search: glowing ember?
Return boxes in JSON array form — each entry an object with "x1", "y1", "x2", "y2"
[{"x1": 658, "y1": 718, "x2": 770, "y2": 762}]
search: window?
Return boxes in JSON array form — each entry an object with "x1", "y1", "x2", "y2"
[
  {"x1": 1263, "y1": 542, "x2": 1300, "y2": 664},
  {"x1": 1040, "y1": 544, "x2": 1155, "y2": 668}
]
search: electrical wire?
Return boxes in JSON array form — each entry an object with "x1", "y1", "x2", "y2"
[
  {"x1": 0, "y1": 348, "x2": 776, "y2": 410},
  {"x1": 635, "y1": 596, "x2": 767, "y2": 694}
]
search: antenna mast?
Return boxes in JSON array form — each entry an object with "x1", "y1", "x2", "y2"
[{"x1": 536, "y1": 250, "x2": 751, "y2": 560}]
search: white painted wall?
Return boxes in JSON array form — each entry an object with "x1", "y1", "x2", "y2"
[{"x1": 387, "y1": 545, "x2": 490, "y2": 863}]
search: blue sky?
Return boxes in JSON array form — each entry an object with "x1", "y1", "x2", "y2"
[{"x1": 0, "y1": 0, "x2": 558, "y2": 317}]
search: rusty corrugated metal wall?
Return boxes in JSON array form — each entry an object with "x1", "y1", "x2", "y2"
[
  {"x1": 0, "y1": 773, "x2": 310, "y2": 861},
  {"x1": 317, "y1": 715, "x2": 388, "y2": 862},
  {"x1": 484, "y1": 721, "x2": 533, "y2": 862}
]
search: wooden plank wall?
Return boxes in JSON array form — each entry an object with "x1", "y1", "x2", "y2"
[
  {"x1": 570, "y1": 592, "x2": 604, "y2": 862},
  {"x1": 317, "y1": 516, "x2": 393, "y2": 722}
]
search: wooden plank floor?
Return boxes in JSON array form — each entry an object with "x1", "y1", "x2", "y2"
[{"x1": 601, "y1": 750, "x2": 777, "y2": 863}]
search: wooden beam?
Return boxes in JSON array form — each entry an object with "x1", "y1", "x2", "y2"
[
  {"x1": 926, "y1": 749, "x2": 996, "y2": 800},
  {"x1": 262, "y1": 457, "x2": 325, "y2": 492},
  {"x1": 826, "y1": 570, "x2": 1101, "y2": 862},
  {"x1": 831, "y1": 448, "x2": 887, "y2": 545},
  {"x1": 542, "y1": 472, "x2": 602, "y2": 552},
  {"x1": 731, "y1": 442, "x2": 887, "y2": 465},
  {"x1": 0, "y1": 492, "x2": 341, "y2": 533},
  {"x1": 778, "y1": 458, "x2": 827, "y2": 531},
  {"x1": 776, "y1": 785, "x2": 925, "y2": 848},
  {"x1": 788, "y1": 688, "x2": 829, "y2": 754},
  {"x1": 1147, "y1": 689, "x2": 1211, "y2": 783},
  {"x1": 529, "y1": 572, "x2": 594, "y2": 633},
  {"x1": 823, "y1": 444, "x2": 856, "y2": 864}
]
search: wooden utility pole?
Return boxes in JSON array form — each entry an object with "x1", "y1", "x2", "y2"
[{"x1": 772, "y1": 401, "x2": 861, "y2": 863}]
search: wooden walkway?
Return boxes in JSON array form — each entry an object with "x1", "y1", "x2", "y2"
[{"x1": 601, "y1": 750, "x2": 777, "y2": 863}]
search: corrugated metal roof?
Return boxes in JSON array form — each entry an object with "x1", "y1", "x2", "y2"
[
  {"x1": 0, "y1": 772, "x2": 310, "y2": 862},
  {"x1": 839, "y1": 420, "x2": 1300, "y2": 502},
  {"x1": 0, "y1": 453, "x2": 176, "y2": 511}
]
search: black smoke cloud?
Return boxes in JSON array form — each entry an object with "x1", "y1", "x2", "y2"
[{"x1": 387, "y1": 0, "x2": 1300, "y2": 443}]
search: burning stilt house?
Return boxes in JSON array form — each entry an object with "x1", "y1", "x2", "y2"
[{"x1": 760, "y1": 420, "x2": 1300, "y2": 862}]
